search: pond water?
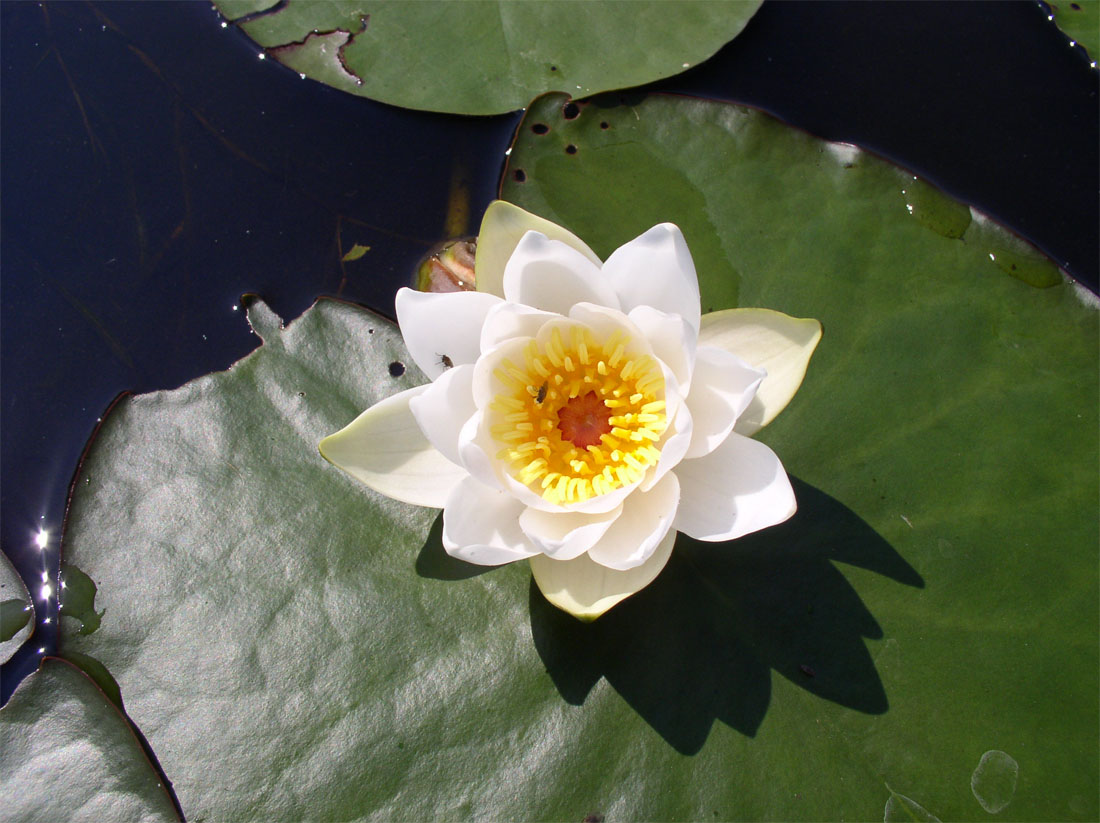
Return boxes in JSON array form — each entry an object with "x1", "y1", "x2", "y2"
[{"x1": 1, "y1": 0, "x2": 1096, "y2": 703}]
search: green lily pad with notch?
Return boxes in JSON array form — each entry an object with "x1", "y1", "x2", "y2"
[
  {"x1": 0, "y1": 657, "x2": 179, "y2": 822},
  {"x1": 57, "y1": 289, "x2": 910, "y2": 820},
  {"x1": 500, "y1": 91, "x2": 1098, "y2": 819},
  {"x1": 58, "y1": 97, "x2": 1096, "y2": 820},
  {"x1": 1, "y1": 551, "x2": 34, "y2": 663},
  {"x1": 215, "y1": 0, "x2": 762, "y2": 115}
]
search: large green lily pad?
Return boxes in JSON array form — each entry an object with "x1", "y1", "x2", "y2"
[
  {"x1": 58, "y1": 95, "x2": 1096, "y2": 819},
  {"x1": 0, "y1": 657, "x2": 179, "y2": 822},
  {"x1": 214, "y1": 0, "x2": 762, "y2": 115},
  {"x1": 500, "y1": 92, "x2": 1098, "y2": 819}
]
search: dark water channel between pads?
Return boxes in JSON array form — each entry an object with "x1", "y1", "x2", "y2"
[{"x1": 1, "y1": 0, "x2": 1097, "y2": 702}]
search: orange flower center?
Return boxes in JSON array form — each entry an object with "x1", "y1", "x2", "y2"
[
  {"x1": 488, "y1": 324, "x2": 668, "y2": 505},
  {"x1": 557, "y1": 391, "x2": 613, "y2": 448}
]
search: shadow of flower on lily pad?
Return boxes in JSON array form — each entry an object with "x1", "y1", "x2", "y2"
[
  {"x1": 415, "y1": 513, "x2": 494, "y2": 581},
  {"x1": 529, "y1": 476, "x2": 925, "y2": 755}
]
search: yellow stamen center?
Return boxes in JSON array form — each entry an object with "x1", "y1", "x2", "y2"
[{"x1": 489, "y1": 324, "x2": 668, "y2": 506}]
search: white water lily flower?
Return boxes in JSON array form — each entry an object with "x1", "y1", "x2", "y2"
[{"x1": 321, "y1": 202, "x2": 821, "y2": 620}]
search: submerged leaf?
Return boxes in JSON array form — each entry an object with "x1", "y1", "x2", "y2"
[
  {"x1": 0, "y1": 600, "x2": 30, "y2": 645},
  {"x1": 341, "y1": 243, "x2": 370, "y2": 263},
  {"x1": 0, "y1": 553, "x2": 32, "y2": 663},
  {"x1": 59, "y1": 562, "x2": 104, "y2": 636}
]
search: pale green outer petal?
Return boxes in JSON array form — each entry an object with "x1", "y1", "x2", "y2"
[
  {"x1": 319, "y1": 386, "x2": 466, "y2": 509},
  {"x1": 529, "y1": 527, "x2": 677, "y2": 621},
  {"x1": 475, "y1": 201, "x2": 601, "y2": 298},
  {"x1": 699, "y1": 308, "x2": 822, "y2": 436}
]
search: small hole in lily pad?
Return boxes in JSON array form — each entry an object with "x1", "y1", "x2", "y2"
[
  {"x1": 562, "y1": 101, "x2": 580, "y2": 119},
  {"x1": 599, "y1": 121, "x2": 610, "y2": 130},
  {"x1": 550, "y1": 65, "x2": 557, "y2": 72},
  {"x1": 531, "y1": 123, "x2": 550, "y2": 135},
  {"x1": 565, "y1": 144, "x2": 578, "y2": 155},
  {"x1": 513, "y1": 169, "x2": 526, "y2": 182},
  {"x1": 388, "y1": 361, "x2": 406, "y2": 377}
]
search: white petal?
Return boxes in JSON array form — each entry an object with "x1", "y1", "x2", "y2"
[
  {"x1": 320, "y1": 386, "x2": 466, "y2": 508},
  {"x1": 503, "y1": 231, "x2": 620, "y2": 314},
  {"x1": 530, "y1": 527, "x2": 677, "y2": 620},
  {"x1": 567, "y1": 302, "x2": 651, "y2": 355},
  {"x1": 470, "y1": 334, "x2": 532, "y2": 411},
  {"x1": 683, "y1": 346, "x2": 765, "y2": 459},
  {"x1": 408, "y1": 364, "x2": 476, "y2": 466},
  {"x1": 519, "y1": 504, "x2": 622, "y2": 561},
  {"x1": 480, "y1": 301, "x2": 558, "y2": 354},
  {"x1": 395, "y1": 288, "x2": 502, "y2": 380},
  {"x1": 442, "y1": 476, "x2": 539, "y2": 565},
  {"x1": 673, "y1": 432, "x2": 796, "y2": 541},
  {"x1": 601, "y1": 223, "x2": 701, "y2": 333},
  {"x1": 699, "y1": 308, "x2": 822, "y2": 436},
  {"x1": 587, "y1": 471, "x2": 680, "y2": 570},
  {"x1": 456, "y1": 411, "x2": 504, "y2": 492},
  {"x1": 628, "y1": 305, "x2": 697, "y2": 390},
  {"x1": 640, "y1": 388, "x2": 692, "y2": 492},
  {"x1": 474, "y1": 201, "x2": 601, "y2": 299}
]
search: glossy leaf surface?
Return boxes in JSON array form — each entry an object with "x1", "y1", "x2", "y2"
[
  {"x1": 59, "y1": 97, "x2": 1097, "y2": 820},
  {"x1": 214, "y1": 0, "x2": 762, "y2": 115},
  {"x1": 501, "y1": 92, "x2": 1098, "y2": 819},
  {"x1": 0, "y1": 657, "x2": 178, "y2": 822}
]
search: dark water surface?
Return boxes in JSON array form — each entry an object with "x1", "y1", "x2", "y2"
[{"x1": 2, "y1": 1, "x2": 1096, "y2": 702}]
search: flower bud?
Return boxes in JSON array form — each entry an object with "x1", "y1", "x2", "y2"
[{"x1": 415, "y1": 238, "x2": 477, "y2": 292}]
